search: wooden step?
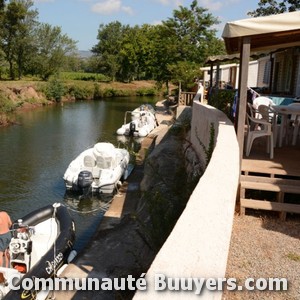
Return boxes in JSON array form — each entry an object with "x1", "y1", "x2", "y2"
[
  {"x1": 241, "y1": 199, "x2": 300, "y2": 214},
  {"x1": 240, "y1": 175, "x2": 300, "y2": 194}
]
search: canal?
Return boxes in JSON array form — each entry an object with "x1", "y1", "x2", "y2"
[{"x1": 0, "y1": 96, "x2": 158, "y2": 252}]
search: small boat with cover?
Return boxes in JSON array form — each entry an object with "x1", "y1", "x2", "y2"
[
  {"x1": 116, "y1": 104, "x2": 157, "y2": 137},
  {"x1": 0, "y1": 202, "x2": 76, "y2": 300},
  {"x1": 63, "y1": 142, "x2": 130, "y2": 195}
]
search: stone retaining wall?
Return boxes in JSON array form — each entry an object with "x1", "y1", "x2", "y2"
[{"x1": 134, "y1": 101, "x2": 240, "y2": 299}]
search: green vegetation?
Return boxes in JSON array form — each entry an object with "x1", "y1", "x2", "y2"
[
  {"x1": 0, "y1": 1, "x2": 225, "y2": 89},
  {"x1": 91, "y1": 1, "x2": 225, "y2": 90},
  {"x1": 287, "y1": 252, "x2": 300, "y2": 262},
  {"x1": 0, "y1": 78, "x2": 163, "y2": 125},
  {"x1": 248, "y1": 0, "x2": 300, "y2": 17},
  {"x1": 196, "y1": 123, "x2": 215, "y2": 167},
  {"x1": 0, "y1": 0, "x2": 76, "y2": 81},
  {"x1": 209, "y1": 89, "x2": 236, "y2": 121},
  {"x1": 59, "y1": 72, "x2": 109, "y2": 82}
]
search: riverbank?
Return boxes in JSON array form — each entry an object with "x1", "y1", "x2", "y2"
[{"x1": 0, "y1": 80, "x2": 165, "y2": 126}]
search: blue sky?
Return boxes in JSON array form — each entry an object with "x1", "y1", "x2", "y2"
[{"x1": 33, "y1": 0, "x2": 259, "y2": 51}]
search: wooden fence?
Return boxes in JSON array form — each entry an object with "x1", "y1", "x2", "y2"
[{"x1": 179, "y1": 91, "x2": 196, "y2": 106}]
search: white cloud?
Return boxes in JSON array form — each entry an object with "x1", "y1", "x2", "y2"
[
  {"x1": 33, "y1": 0, "x2": 54, "y2": 3},
  {"x1": 198, "y1": 0, "x2": 223, "y2": 11},
  {"x1": 121, "y1": 5, "x2": 134, "y2": 15},
  {"x1": 154, "y1": 0, "x2": 183, "y2": 6},
  {"x1": 91, "y1": 0, "x2": 133, "y2": 15}
]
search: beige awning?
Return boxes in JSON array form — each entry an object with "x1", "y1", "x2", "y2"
[
  {"x1": 222, "y1": 11, "x2": 300, "y2": 54},
  {"x1": 221, "y1": 11, "x2": 300, "y2": 164},
  {"x1": 205, "y1": 51, "x2": 271, "y2": 64}
]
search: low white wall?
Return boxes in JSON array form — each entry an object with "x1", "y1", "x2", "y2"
[{"x1": 134, "y1": 101, "x2": 240, "y2": 299}]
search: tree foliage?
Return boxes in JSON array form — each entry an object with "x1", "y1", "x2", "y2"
[
  {"x1": 248, "y1": 0, "x2": 300, "y2": 17},
  {"x1": 0, "y1": 0, "x2": 38, "y2": 79},
  {"x1": 0, "y1": 0, "x2": 225, "y2": 86},
  {"x1": 31, "y1": 23, "x2": 77, "y2": 80},
  {"x1": 0, "y1": 0, "x2": 77, "y2": 80},
  {"x1": 91, "y1": 21, "x2": 130, "y2": 81},
  {"x1": 92, "y1": 0, "x2": 224, "y2": 88}
]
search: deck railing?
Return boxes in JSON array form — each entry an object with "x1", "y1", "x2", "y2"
[{"x1": 179, "y1": 91, "x2": 196, "y2": 106}]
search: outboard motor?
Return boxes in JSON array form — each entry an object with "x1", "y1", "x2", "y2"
[
  {"x1": 129, "y1": 122, "x2": 136, "y2": 136},
  {"x1": 9, "y1": 220, "x2": 33, "y2": 274},
  {"x1": 77, "y1": 170, "x2": 93, "y2": 194}
]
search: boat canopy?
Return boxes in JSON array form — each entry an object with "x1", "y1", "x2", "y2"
[{"x1": 93, "y1": 143, "x2": 117, "y2": 169}]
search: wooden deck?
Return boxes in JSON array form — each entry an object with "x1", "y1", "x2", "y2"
[{"x1": 240, "y1": 138, "x2": 300, "y2": 220}]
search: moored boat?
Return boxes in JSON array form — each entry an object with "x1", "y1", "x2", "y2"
[
  {"x1": 0, "y1": 202, "x2": 76, "y2": 300},
  {"x1": 63, "y1": 142, "x2": 130, "y2": 195},
  {"x1": 116, "y1": 104, "x2": 157, "y2": 137}
]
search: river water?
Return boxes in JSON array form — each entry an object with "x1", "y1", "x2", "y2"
[{"x1": 0, "y1": 96, "x2": 158, "y2": 252}]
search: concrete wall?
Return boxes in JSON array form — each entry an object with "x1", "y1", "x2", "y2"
[{"x1": 134, "y1": 101, "x2": 240, "y2": 299}]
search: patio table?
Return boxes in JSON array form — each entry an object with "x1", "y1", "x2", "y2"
[{"x1": 272, "y1": 105, "x2": 300, "y2": 147}]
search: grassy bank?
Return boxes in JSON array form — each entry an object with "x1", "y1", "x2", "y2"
[{"x1": 0, "y1": 79, "x2": 164, "y2": 126}]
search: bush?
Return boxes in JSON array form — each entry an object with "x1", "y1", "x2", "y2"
[
  {"x1": 45, "y1": 78, "x2": 65, "y2": 102},
  {"x1": 0, "y1": 97, "x2": 16, "y2": 113},
  {"x1": 136, "y1": 87, "x2": 157, "y2": 96},
  {"x1": 93, "y1": 83, "x2": 102, "y2": 99},
  {"x1": 60, "y1": 72, "x2": 110, "y2": 82},
  {"x1": 102, "y1": 88, "x2": 131, "y2": 97},
  {"x1": 67, "y1": 84, "x2": 94, "y2": 100},
  {"x1": 209, "y1": 88, "x2": 236, "y2": 121}
]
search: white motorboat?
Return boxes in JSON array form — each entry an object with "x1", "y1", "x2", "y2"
[
  {"x1": 63, "y1": 142, "x2": 130, "y2": 194},
  {"x1": 0, "y1": 202, "x2": 76, "y2": 300},
  {"x1": 116, "y1": 104, "x2": 157, "y2": 137}
]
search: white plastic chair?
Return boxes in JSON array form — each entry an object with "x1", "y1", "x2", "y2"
[
  {"x1": 245, "y1": 113, "x2": 274, "y2": 159},
  {"x1": 288, "y1": 103, "x2": 300, "y2": 145},
  {"x1": 247, "y1": 102, "x2": 256, "y2": 118},
  {"x1": 257, "y1": 104, "x2": 275, "y2": 122},
  {"x1": 253, "y1": 96, "x2": 274, "y2": 110}
]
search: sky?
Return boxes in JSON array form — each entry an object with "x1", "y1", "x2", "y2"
[{"x1": 32, "y1": 0, "x2": 260, "y2": 51}]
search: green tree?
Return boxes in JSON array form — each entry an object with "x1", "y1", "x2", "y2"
[
  {"x1": 162, "y1": 0, "x2": 224, "y2": 64},
  {"x1": 168, "y1": 61, "x2": 201, "y2": 91},
  {"x1": 150, "y1": 0, "x2": 224, "y2": 91},
  {"x1": 145, "y1": 24, "x2": 178, "y2": 92},
  {"x1": 31, "y1": 23, "x2": 77, "y2": 80},
  {"x1": 0, "y1": 0, "x2": 5, "y2": 10},
  {"x1": 118, "y1": 24, "x2": 154, "y2": 82},
  {"x1": 118, "y1": 25, "x2": 141, "y2": 82},
  {"x1": 92, "y1": 21, "x2": 129, "y2": 81},
  {"x1": 248, "y1": 0, "x2": 300, "y2": 17},
  {"x1": 0, "y1": 0, "x2": 38, "y2": 79},
  {"x1": 15, "y1": 0, "x2": 38, "y2": 79},
  {"x1": 0, "y1": 0, "x2": 7, "y2": 78},
  {"x1": 91, "y1": 1, "x2": 224, "y2": 88}
]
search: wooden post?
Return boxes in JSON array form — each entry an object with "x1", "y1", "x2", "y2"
[
  {"x1": 236, "y1": 37, "x2": 251, "y2": 165},
  {"x1": 209, "y1": 64, "x2": 213, "y2": 88}
]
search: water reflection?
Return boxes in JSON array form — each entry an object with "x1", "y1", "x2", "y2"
[
  {"x1": 116, "y1": 135, "x2": 143, "y2": 155},
  {"x1": 64, "y1": 192, "x2": 113, "y2": 214}
]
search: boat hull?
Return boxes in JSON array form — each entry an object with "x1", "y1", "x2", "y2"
[
  {"x1": 2, "y1": 203, "x2": 75, "y2": 300},
  {"x1": 116, "y1": 104, "x2": 157, "y2": 137},
  {"x1": 63, "y1": 143, "x2": 130, "y2": 195}
]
